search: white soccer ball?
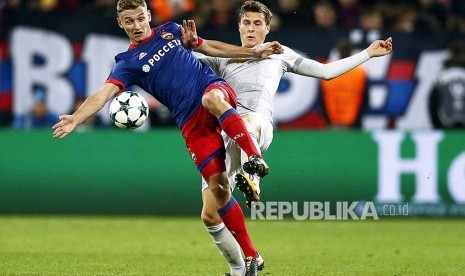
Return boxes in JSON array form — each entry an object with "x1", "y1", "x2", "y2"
[{"x1": 109, "y1": 91, "x2": 149, "y2": 129}]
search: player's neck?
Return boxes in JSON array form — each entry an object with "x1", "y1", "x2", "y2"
[
  {"x1": 129, "y1": 29, "x2": 155, "y2": 49},
  {"x1": 242, "y1": 42, "x2": 265, "y2": 48}
]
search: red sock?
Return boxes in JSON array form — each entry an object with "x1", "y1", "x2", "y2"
[
  {"x1": 218, "y1": 197, "x2": 257, "y2": 258},
  {"x1": 219, "y1": 109, "x2": 260, "y2": 158}
]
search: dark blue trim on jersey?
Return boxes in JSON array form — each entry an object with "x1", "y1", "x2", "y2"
[
  {"x1": 197, "y1": 147, "x2": 226, "y2": 172},
  {"x1": 217, "y1": 196, "x2": 237, "y2": 217},
  {"x1": 218, "y1": 108, "x2": 237, "y2": 125}
]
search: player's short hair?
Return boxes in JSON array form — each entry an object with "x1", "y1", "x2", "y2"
[
  {"x1": 238, "y1": 1, "x2": 273, "y2": 26},
  {"x1": 116, "y1": 0, "x2": 147, "y2": 14}
]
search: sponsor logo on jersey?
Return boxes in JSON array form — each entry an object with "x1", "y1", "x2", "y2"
[
  {"x1": 139, "y1": 52, "x2": 147, "y2": 60},
  {"x1": 142, "y1": 64, "x2": 150, "y2": 73},
  {"x1": 141, "y1": 39, "x2": 182, "y2": 73},
  {"x1": 161, "y1": 31, "x2": 174, "y2": 40}
]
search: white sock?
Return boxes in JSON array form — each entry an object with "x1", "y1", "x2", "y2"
[{"x1": 206, "y1": 223, "x2": 245, "y2": 275}]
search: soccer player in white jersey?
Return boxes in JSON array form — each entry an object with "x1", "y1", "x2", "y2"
[{"x1": 185, "y1": 0, "x2": 393, "y2": 273}]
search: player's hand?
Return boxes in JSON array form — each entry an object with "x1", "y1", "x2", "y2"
[
  {"x1": 366, "y1": 37, "x2": 393, "y2": 57},
  {"x1": 52, "y1": 115, "x2": 77, "y2": 139},
  {"x1": 181, "y1": 20, "x2": 198, "y2": 51},
  {"x1": 253, "y1": 41, "x2": 284, "y2": 58}
]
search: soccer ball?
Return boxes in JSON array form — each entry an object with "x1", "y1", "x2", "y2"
[{"x1": 109, "y1": 91, "x2": 149, "y2": 129}]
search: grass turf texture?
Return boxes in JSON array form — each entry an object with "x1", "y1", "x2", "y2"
[{"x1": 0, "y1": 216, "x2": 464, "y2": 275}]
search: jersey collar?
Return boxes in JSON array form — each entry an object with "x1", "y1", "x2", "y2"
[{"x1": 129, "y1": 28, "x2": 155, "y2": 50}]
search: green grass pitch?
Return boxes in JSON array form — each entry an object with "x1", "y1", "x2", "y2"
[{"x1": 1, "y1": 216, "x2": 464, "y2": 275}]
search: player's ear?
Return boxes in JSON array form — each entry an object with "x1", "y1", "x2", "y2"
[
  {"x1": 147, "y1": 10, "x2": 152, "y2": 22},
  {"x1": 117, "y1": 18, "x2": 123, "y2": 29},
  {"x1": 266, "y1": 25, "x2": 270, "y2": 34}
]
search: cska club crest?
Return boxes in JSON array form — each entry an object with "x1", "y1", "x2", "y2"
[{"x1": 161, "y1": 31, "x2": 174, "y2": 40}]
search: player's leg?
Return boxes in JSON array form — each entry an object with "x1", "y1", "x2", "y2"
[
  {"x1": 227, "y1": 138, "x2": 261, "y2": 208},
  {"x1": 235, "y1": 113, "x2": 274, "y2": 207},
  {"x1": 201, "y1": 184, "x2": 245, "y2": 276},
  {"x1": 238, "y1": 113, "x2": 269, "y2": 177},
  {"x1": 182, "y1": 108, "x2": 259, "y2": 276},
  {"x1": 223, "y1": 132, "x2": 258, "y2": 207},
  {"x1": 197, "y1": 156, "x2": 252, "y2": 275},
  {"x1": 203, "y1": 162, "x2": 259, "y2": 258},
  {"x1": 222, "y1": 131, "x2": 265, "y2": 271},
  {"x1": 201, "y1": 81, "x2": 269, "y2": 178},
  {"x1": 204, "y1": 169, "x2": 259, "y2": 276}
]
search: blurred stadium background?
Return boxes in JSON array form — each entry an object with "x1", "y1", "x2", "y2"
[
  {"x1": 1, "y1": 0, "x2": 465, "y2": 275},
  {"x1": 2, "y1": 0, "x2": 465, "y2": 216}
]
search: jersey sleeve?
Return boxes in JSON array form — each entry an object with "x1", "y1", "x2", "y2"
[
  {"x1": 278, "y1": 46, "x2": 302, "y2": 73},
  {"x1": 292, "y1": 50, "x2": 370, "y2": 80},
  {"x1": 198, "y1": 56, "x2": 222, "y2": 75},
  {"x1": 106, "y1": 56, "x2": 135, "y2": 92},
  {"x1": 173, "y1": 22, "x2": 183, "y2": 35}
]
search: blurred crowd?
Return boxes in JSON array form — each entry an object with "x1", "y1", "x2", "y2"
[
  {"x1": 2, "y1": 0, "x2": 465, "y2": 131},
  {"x1": 1, "y1": 0, "x2": 465, "y2": 34}
]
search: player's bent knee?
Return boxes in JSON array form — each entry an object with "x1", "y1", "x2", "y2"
[
  {"x1": 202, "y1": 90, "x2": 226, "y2": 112},
  {"x1": 206, "y1": 172, "x2": 231, "y2": 205},
  {"x1": 209, "y1": 184, "x2": 230, "y2": 198},
  {"x1": 208, "y1": 186, "x2": 231, "y2": 209}
]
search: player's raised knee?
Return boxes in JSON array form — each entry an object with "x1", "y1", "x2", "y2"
[
  {"x1": 202, "y1": 89, "x2": 226, "y2": 115},
  {"x1": 208, "y1": 183, "x2": 232, "y2": 207}
]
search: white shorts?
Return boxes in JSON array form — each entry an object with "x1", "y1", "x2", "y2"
[{"x1": 201, "y1": 112, "x2": 273, "y2": 191}]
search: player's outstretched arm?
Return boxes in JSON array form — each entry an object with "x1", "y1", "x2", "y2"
[
  {"x1": 181, "y1": 19, "x2": 283, "y2": 58},
  {"x1": 366, "y1": 37, "x2": 393, "y2": 58},
  {"x1": 52, "y1": 83, "x2": 119, "y2": 138},
  {"x1": 198, "y1": 40, "x2": 283, "y2": 58},
  {"x1": 293, "y1": 37, "x2": 393, "y2": 80}
]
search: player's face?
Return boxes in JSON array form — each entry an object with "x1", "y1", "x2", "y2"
[
  {"x1": 117, "y1": 6, "x2": 152, "y2": 44},
  {"x1": 239, "y1": 12, "x2": 270, "y2": 48}
]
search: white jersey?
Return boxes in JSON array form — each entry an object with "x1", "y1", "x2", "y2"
[
  {"x1": 199, "y1": 44, "x2": 370, "y2": 191},
  {"x1": 200, "y1": 46, "x2": 301, "y2": 124}
]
